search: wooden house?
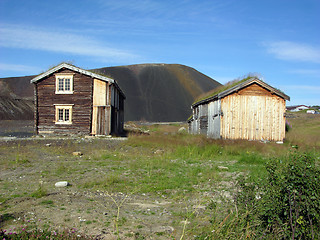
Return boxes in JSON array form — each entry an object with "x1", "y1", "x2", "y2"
[
  {"x1": 188, "y1": 78, "x2": 290, "y2": 142},
  {"x1": 286, "y1": 105, "x2": 310, "y2": 112},
  {"x1": 31, "y1": 63, "x2": 125, "y2": 136}
]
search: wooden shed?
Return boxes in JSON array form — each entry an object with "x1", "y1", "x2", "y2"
[
  {"x1": 31, "y1": 63, "x2": 125, "y2": 136},
  {"x1": 188, "y1": 78, "x2": 290, "y2": 142}
]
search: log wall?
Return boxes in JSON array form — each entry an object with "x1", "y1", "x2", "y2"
[{"x1": 36, "y1": 68, "x2": 93, "y2": 135}]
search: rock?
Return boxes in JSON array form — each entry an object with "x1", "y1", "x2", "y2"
[
  {"x1": 85, "y1": 135, "x2": 94, "y2": 139},
  {"x1": 178, "y1": 127, "x2": 187, "y2": 133},
  {"x1": 55, "y1": 181, "x2": 69, "y2": 187},
  {"x1": 180, "y1": 220, "x2": 190, "y2": 225},
  {"x1": 153, "y1": 226, "x2": 174, "y2": 234},
  {"x1": 154, "y1": 149, "x2": 164, "y2": 155},
  {"x1": 72, "y1": 151, "x2": 83, "y2": 156},
  {"x1": 218, "y1": 166, "x2": 229, "y2": 170},
  {"x1": 193, "y1": 205, "x2": 206, "y2": 211}
]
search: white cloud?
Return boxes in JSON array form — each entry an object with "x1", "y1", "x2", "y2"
[
  {"x1": 0, "y1": 63, "x2": 41, "y2": 74},
  {"x1": 283, "y1": 85, "x2": 320, "y2": 93},
  {"x1": 265, "y1": 41, "x2": 320, "y2": 63},
  {"x1": 288, "y1": 69, "x2": 320, "y2": 77},
  {"x1": 97, "y1": 0, "x2": 161, "y2": 13},
  {"x1": 0, "y1": 24, "x2": 140, "y2": 62}
]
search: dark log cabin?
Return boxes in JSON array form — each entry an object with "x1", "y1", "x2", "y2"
[{"x1": 31, "y1": 63, "x2": 125, "y2": 136}]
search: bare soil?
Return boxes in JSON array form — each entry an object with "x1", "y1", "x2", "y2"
[
  {"x1": 0, "y1": 121, "x2": 235, "y2": 239},
  {"x1": 0, "y1": 120, "x2": 34, "y2": 137}
]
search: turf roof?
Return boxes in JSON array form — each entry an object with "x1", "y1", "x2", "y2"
[
  {"x1": 192, "y1": 75, "x2": 289, "y2": 107},
  {"x1": 193, "y1": 75, "x2": 255, "y2": 105}
]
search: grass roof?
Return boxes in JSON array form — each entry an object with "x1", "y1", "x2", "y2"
[{"x1": 193, "y1": 74, "x2": 260, "y2": 105}]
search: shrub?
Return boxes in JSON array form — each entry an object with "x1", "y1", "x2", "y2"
[
  {"x1": 227, "y1": 152, "x2": 320, "y2": 239},
  {"x1": 30, "y1": 184, "x2": 47, "y2": 198},
  {"x1": 285, "y1": 120, "x2": 292, "y2": 132},
  {"x1": 259, "y1": 152, "x2": 320, "y2": 239}
]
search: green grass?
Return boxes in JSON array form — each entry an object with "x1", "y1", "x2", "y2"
[
  {"x1": 0, "y1": 224, "x2": 98, "y2": 239},
  {"x1": 193, "y1": 74, "x2": 259, "y2": 105},
  {"x1": 30, "y1": 185, "x2": 47, "y2": 198},
  {"x1": 0, "y1": 114, "x2": 319, "y2": 239}
]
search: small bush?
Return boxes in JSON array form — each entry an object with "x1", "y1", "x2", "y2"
[
  {"x1": 203, "y1": 152, "x2": 320, "y2": 239},
  {"x1": 234, "y1": 152, "x2": 320, "y2": 239},
  {"x1": 285, "y1": 120, "x2": 292, "y2": 132},
  {"x1": 259, "y1": 152, "x2": 320, "y2": 239},
  {"x1": 30, "y1": 185, "x2": 47, "y2": 198}
]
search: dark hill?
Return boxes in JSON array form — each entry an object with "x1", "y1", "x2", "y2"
[
  {"x1": 0, "y1": 64, "x2": 221, "y2": 121},
  {"x1": 0, "y1": 75, "x2": 35, "y2": 99},
  {"x1": 94, "y1": 64, "x2": 221, "y2": 121},
  {"x1": 0, "y1": 76, "x2": 35, "y2": 120}
]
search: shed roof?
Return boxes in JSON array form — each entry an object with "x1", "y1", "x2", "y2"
[
  {"x1": 192, "y1": 78, "x2": 290, "y2": 108},
  {"x1": 30, "y1": 63, "x2": 125, "y2": 98}
]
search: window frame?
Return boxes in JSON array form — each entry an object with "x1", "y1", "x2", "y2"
[
  {"x1": 55, "y1": 74, "x2": 74, "y2": 94},
  {"x1": 54, "y1": 104, "x2": 73, "y2": 124}
]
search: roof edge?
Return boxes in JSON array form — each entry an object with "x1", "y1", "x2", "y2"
[
  {"x1": 30, "y1": 63, "x2": 115, "y2": 84},
  {"x1": 30, "y1": 63, "x2": 126, "y2": 99},
  {"x1": 192, "y1": 78, "x2": 290, "y2": 108}
]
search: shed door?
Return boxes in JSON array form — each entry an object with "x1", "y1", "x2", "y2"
[{"x1": 96, "y1": 106, "x2": 106, "y2": 135}]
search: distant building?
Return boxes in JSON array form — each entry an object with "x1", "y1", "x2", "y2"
[
  {"x1": 31, "y1": 63, "x2": 125, "y2": 136},
  {"x1": 286, "y1": 105, "x2": 309, "y2": 112},
  {"x1": 306, "y1": 110, "x2": 316, "y2": 114},
  {"x1": 188, "y1": 78, "x2": 290, "y2": 142}
]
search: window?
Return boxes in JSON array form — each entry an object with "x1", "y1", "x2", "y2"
[
  {"x1": 55, "y1": 105, "x2": 73, "y2": 124},
  {"x1": 55, "y1": 74, "x2": 73, "y2": 94}
]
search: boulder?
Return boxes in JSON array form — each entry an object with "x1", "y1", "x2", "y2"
[
  {"x1": 178, "y1": 127, "x2": 187, "y2": 133},
  {"x1": 55, "y1": 181, "x2": 69, "y2": 187},
  {"x1": 218, "y1": 166, "x2": 229, "y2": 170},
  {"x1": 72, "y1": 151, "x2": 83, "y2": 156}
]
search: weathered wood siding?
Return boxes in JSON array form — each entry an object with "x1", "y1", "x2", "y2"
[
  {"x1": 36, "y1": 68, "x2": 93, "y2": 135},
  {"x1": 189, "y1": 106, "x2": 198, "y2": 134},
  {"x1": 110, "y1": 84, "x2": 125, "y2": 135},
  {"x1": 199, "y1": 104, "x2": 208, "y2": 135},
  {"x1": 220, "y1": 83, "x2": 286, "y2": 141},
  {"x1": 189, "y1": 104, "x2": 209, "y2": 135},
  {"x1": 92, "y1": 79, "x2": 111, "y2": 135},
  {"x1": 207, "y1": 100, "x2": 221, "y2": 139}
]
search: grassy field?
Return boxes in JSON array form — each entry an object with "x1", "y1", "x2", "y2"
[{"x1": 0, "y1": 113, "x2": 319, "y2": 239}]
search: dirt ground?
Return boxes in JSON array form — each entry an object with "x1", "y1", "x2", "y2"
[
  {"x1": 0, "y1": 121, "x2": 234, "y2": 239},
  {"x1": 0, "y1": 120, "x2": 34, "y2": 137},
  {"x1": 1, "y1": 114, "x2": 320, "y2": 239}
]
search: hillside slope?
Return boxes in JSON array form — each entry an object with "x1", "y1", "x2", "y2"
[
  {"x1": 94, "y1": 64, "x2": 221, "y2": 121},
  {"x1": 0, "y1": 64, "x2": 221, "y2": 121},
  {"x1": 0, "y1": 76, "x2": 35, "y2": 120},
  {"x1": 0, "y1": 96, "x2": 34, "y2": 120}
]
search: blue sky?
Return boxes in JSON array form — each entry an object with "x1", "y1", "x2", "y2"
[{"x1": 0, "y1": 0, "x2": 319, "y2": 106}]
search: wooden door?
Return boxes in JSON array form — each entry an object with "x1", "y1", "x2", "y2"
[{"x1": 96, "y1": 106, "x2": 106, "y2": 135}]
